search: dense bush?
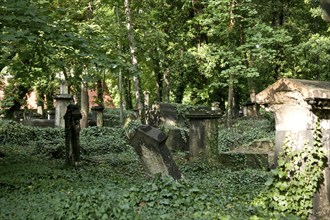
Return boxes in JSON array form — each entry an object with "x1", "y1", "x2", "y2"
[
  {"x1": 0, "y1": 120, "x2": 64, "y2": 146},
  {"x1": 0, "y1": 120, "x2": 131, "y2": 158}
]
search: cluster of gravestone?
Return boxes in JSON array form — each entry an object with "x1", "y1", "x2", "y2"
[
  {"x1": 131, "y1": 78, "x2": 330, "y2": 217},
  {"x1": 9, "y1": 77, "x2": 330, "y2": 217}
]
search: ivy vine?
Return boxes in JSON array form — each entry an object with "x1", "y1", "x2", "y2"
[{"x1": 256, "y1": 119, "x2": 328, "y2": 218}]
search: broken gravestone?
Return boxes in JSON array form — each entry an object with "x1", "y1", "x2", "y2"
[
  {"x1": 129, "y1": 125, "x2": 182, "y2": 180},
  {"x1": 64, "y1": 104, "x2": 82, "y2": 166}
]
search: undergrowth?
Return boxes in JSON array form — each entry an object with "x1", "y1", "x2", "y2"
[
  {"x1": 0, "y1": 117, "x2": 307, "y2": 219},
  {"x1": 218, "y1": 117, "x2": 275, "y2": 152}
]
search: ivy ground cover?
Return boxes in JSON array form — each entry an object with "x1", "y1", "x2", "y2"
[{"x1": 0, "y1": 145, "x2": 273, "y2": 219}]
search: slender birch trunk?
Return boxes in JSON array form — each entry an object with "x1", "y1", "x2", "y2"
[{"x1": 124, "y1": 0, "x2": 145, "y2": 122}]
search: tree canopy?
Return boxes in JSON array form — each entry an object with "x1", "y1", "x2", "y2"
[{"x1": 1, "y1": 0, "x2": 329, "y2": 117}]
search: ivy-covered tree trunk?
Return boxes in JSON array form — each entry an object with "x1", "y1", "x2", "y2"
[{"x1": 247, "y1": 52, "x2": 258, "y2": 117}]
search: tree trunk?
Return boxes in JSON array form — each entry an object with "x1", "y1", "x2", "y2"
[
  {"x1": 96, "y1": 79, "x2": 104, "y2": 106},
  {"x1": 154, "y1": 58, "x2": 163, "y2": 103},
  {"x1": 247, "y1": 51, "x2": 258, "y2": 117},
  {"x1": 227, "y1": 75, "x2": 234, "y2": 128},
  {"x1": 163, "y1": 68, "x2": 170, "y2": 103},
  {"x1": 124, "y1": 0, "x2": 145, "y2": 122},
  {"x1": 116, "y1": 2, "x2": 124, "y2": 125},
  {"x1": 80, "y1": 81, "x2": 89, "y2": 129},
  {"x1": 124, "y1": 76, "x2": 133, "y2": 110},
  {"x1": 227, "y1": 0, "x2": 235, "y2": 128}
]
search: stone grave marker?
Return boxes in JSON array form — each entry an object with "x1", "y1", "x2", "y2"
[
  {"x1": 54, "y1": 94, "x2": 73, "y2": 128},
  {"x1": 186, "y1": 110, "x2": 222, "y2": 163},
  {"x1": 256, "y1": 78, "x2": 330, "y2": 218},
  {"x1": 129, "y1": 125, "x2": 182, "y2": 180},
  {"x1": 91, "y1": 105, "x2": 104, "y2": 127},
  {"x1": 64, "y1": 104, "x2": 82, "y2": 166}
]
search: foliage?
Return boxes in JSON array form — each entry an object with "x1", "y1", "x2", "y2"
[
  {"x1": 123, "y1": 119, "x2": 142, "y2": 139},
  {"x1": 0, "y1": 120, "x2": 64, "y2": 146},
  {"x1": 80, "y1": 126, "x2": 130, "y2": 155},
  {"x1": 103, "y1": 108, "x2": 136, "y2": 127},
  {"x1": 0, "y1": 120, "x2": 132, "y2": 158},
  {"x1": 218, "y1": 117, "x2": 275, "y2": 152},
  {"x1": 0, "y1": 142, "x2": 274, "y2": 219},
  {"x1": 255, "y1": 119, "x2": 327, "y2": 218}
]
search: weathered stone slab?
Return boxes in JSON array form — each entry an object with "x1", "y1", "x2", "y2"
[
  {"x1": 91, "y1": 105, "x2": 104, "y2": 127},
  {"x1": 64, "y1": 104, "x2": 82, "y2": 166},
  {"x1": 186, "y1": 110, "x2": 222, "y2": 163},
  {"x1": 129, "y1": 125, "x2": 182, "y2": 179}
]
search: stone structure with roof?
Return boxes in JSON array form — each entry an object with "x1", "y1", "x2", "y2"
[{"x1": 256, "y1": 78, "x2": 330, "y2": 218}]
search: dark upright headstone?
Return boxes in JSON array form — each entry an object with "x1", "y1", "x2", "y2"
[{"x1": 64, "y1": 104, "x2": 82, "y2": 166}]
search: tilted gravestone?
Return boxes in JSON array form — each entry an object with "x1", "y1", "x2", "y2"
[
  {"x1": 129, "y1": 125, "x2": 182, "y2": 180},
  {"x1": 64, "y1": 104, "x2": 82, "y2": 166},
  {"x1": 256, "y1": 78, "x2": 330, "y2": 218}
]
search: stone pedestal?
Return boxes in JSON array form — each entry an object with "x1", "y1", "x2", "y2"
[
  {"x1": 91, "y1": 106, "x2": 104, "y2": 127},
  {"x1": 256, "y1": 78, "x2": 330, "y2": 218},
  {"x1": 129, "y1": 125, "x2": 182, "y2": 180},
  {"x1": 186, "y1": 111, "x2": 222, "y2": 163},
  {"x1": 54, "y1": 94, "x2": 73, "y2": 128}
]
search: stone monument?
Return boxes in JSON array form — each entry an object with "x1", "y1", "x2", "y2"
[
  {"x1": 186, "y1": 110, "x2": 222, "y2": 163},
  {"x1": 91, "y1": 105, "x2": 104, "y2": 127},
  {"x1": 256, "y1": 78, "x2": 330, "y2": 218}
]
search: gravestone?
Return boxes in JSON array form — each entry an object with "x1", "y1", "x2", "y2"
[
  {"x1": 218, "y1": 152, "x2": 268, "y2": 170},
  {"x1": 91, "y1": 105, "x2": 104, "y2": 127},
  {"x1": 129, "y1": 125, "x2": 182, "y2": 180},
  {"x1": 186, "y1": 110, "x2": 222, "y2": 163},
  {"x1": 54, "y1": 94, "x2": 73, "y2": 128},
  {"x1": 256, "y1": 78, "x2": 330, "y2": 218},
  {"x1": 165, "y1": 128, "x2": 189, "y2": 152},
  {"x1": 64, "y1": 104, "x2": 82, "y2": 166}
]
